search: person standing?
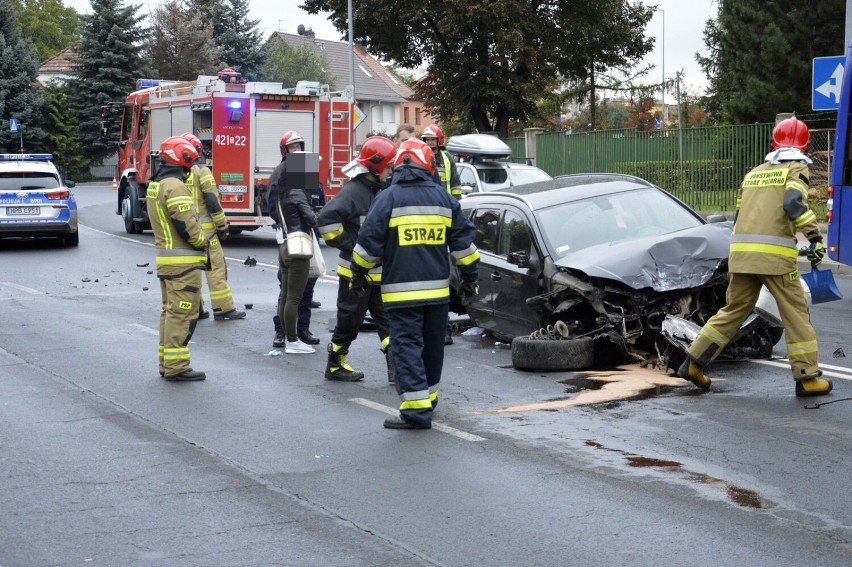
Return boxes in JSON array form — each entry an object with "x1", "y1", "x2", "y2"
[
  {"x1": 396, "y1": 123, "x2": 415, "y2": 144},
  {"x1": 267, "y1": 132, "x2": 321, "y2": 349},
  {"x1": 180, "y1": 133, "x2": 245, "y2": 321},
  {"x1": 271, "y1": 131, "x2": 318, "y2": 354},
  {"x1": 352, "y1": 139, "x2": 480, "y2": 429},
  {"x1": 677, "y1": 116, "x2": 832, "y2": 398},
  {"x1": 318, "y1": 136, "x2": 396, "y2": 382},
  {"x1": 146, "y1": 136, "x2": 209, "y2": 381}
]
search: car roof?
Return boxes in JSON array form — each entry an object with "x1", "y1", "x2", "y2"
[
  {"x1": 0, "y1": 154, "x2": 59, "y2": 175},
  {"x1": 461, "y1": 173, "x2": 656, "y2": 210},
  {"x1": 460, "y1": 160, "x2": 542, "y2": 170}
]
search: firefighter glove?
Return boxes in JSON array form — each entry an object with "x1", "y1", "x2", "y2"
[
  {"x1": 459, "y1": 280, "x2": 479, "y2": 307},
  {"x1": 217, "y1": 226, "x2": 229, "y2": 241},
  {"x1": 349, "y1": 273, "x2": 369, "y2": 299},
  {"x1": 807, "y1": 240, "x2": 826, "y2": 267}
]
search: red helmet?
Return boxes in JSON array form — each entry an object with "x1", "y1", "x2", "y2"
[
  {"x1": 420, "y1": 124, "x2": 445, "y2": 147},
  {"x1": 180, "y1": 132, "x2": 203, "y2": 155},
  {"x1": 159, "y1": 136, "x2": 198, "y2": 168},
  {"x1": 356, "y1": 136, "x2": 397, "y2": 175},
  {"x1": 772, "y1": 117, "x2": 809, "y2": 152},
  {"x1": 394, "y1": 138, "x2": 436, "y2": 175},
  {"x1": 280, "y1": 131, "x2": 305, "y2": 155}
]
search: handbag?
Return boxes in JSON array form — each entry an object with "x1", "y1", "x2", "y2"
[
  {"x1": 286, "y1": 231, "x2": 313, "y2": 259},
  {"x1": 308, "y1": 231, "x2": 327, "y2": 278}
]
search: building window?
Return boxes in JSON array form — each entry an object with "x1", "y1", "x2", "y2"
[
  {"x1": 404, "y1": 107, "x2": 409, "y2": 124},
  {"x1": 415, "y1": 108, "x2": 421, "y2": 125}
]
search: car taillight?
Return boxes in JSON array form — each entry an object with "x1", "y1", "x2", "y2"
[
  {"x1": 828, "y1": 186, "x2": 835, "y2": 198},
  {"x1": 44, "y1": 189, "x2": 70, "y2": 200}
]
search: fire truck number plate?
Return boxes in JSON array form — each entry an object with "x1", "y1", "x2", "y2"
[
  {"x1": 218, "y1": 185, "x2": 247, "y2": 194},
  {"x1": 214, "y1": 135, "x2": 247, "y2": 146}
]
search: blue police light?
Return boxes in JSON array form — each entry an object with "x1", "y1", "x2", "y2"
[
  {"x1": 137, "y1": 79, "x2": 160, "y2": 88},
  {"x1": 0, "y1": 153, "x2": 53, "y2": 161},
  {"x1": 227, "y1": 100, "x2": 242, "y2": 109}
]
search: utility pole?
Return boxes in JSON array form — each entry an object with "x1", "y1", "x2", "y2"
[
  {"x1": 676, "y1": 72, "x2": 683, "y2": 170},
  {"x1": 347, "y1": 0, "x2": 355, "y2": 102}
]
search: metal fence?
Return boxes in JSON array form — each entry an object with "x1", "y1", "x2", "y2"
[{"x1": 505, "y1": 124, "x2": 833, "y2": 212}]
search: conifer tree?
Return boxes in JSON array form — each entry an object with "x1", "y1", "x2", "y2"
[
  {"x1": 0, "y1": 0, "x2": 48, "y2": 153},
  {"x1": 193, "y1": 0, "x2": 263, "y2": 77},
  {"x1": 69, "y1": 0, "x2": 145, "y2": 164},
  {"x1": 146, "y1": 0, "x2": 220, "y2": 79},
  {"x1": 44, "y1": 82, "x2": 89, "y2": 177}
]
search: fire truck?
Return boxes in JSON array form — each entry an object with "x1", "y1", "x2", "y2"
[{"x1": 106, "y1": 70, "x2": 355, "y2": 234}]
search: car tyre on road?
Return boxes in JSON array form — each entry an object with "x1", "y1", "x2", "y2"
[
  {"x1": 511, "y1": 336, "x2": 594, "y2": 371},
  {"x1": 63, "y1": 231, "x2": 79, "y2": 247},
  {"x1": 122, "y1": 184, "x2": 144, "y2": 234}
]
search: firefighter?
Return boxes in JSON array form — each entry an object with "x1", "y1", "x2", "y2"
[
  {"x1": 677, "y1": 116, "x2": 831, "y2": 398},
  {"x1": 181, "y1": 133, "x2": 245, "y2": 321},
  {"x1": 267, "y1": 131, "x2": 322, "y2": 349},
  {"x1": 421, "y1": 124, "x2": 462, "y2": 200},
  {"x1": 318, "y1": 136, "x2": 396, "y2": 382},
  {"x1": 352, "y1": 139, "x2": 480, "y2": 429},
  {"x1": 147, "y1": 136, "x2": 209, "y2": 381}
]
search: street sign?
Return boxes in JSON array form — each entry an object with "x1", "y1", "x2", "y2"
[
  {"x1": 352, "y1": 104, "x2": 366, "y2": 129},
  {"x1": 813, "y1": 55, "x2": 845, "y2": 110},
  {"x1": 9, "y1": 118, "x2": 18, "y2": 133}
]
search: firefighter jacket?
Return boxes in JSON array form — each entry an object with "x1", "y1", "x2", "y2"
[
  {"x1": 436, "y1": 149, "x2": 462, "y2": 199},
  {"x1": 146, "y1": 164, "x2": 208, "y2": 277},
  {"x1": 186, "y1": 163, "x2": 227, "y2": 233},
  {"x1": 316, "y1": 173, "x2": 383, "y2": 283},
  {"x1": 351, "y1": 165, "x2": 480, "y2": 309},
  {"x1": 729, "y1": 153, "x2": 820, "y2": 275}
]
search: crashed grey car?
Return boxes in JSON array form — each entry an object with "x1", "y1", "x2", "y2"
[{"x1": 451, "y1": 174, "x2": 780, "y2": 371}]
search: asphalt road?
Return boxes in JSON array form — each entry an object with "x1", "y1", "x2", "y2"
[{"x1": 1, "y1": 185, "x2": 852, "y2": 566}]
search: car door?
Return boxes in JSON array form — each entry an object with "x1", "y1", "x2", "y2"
[
  {"x1": 466, "y1": 207, "x2": 501, "y2": 329},
  {"x1": 488, "y1": 206, "x2": 543, "y2": 337}
]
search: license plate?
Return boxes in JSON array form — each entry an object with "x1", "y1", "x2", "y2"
[{"x1": 8, "y1": 206, "x2": 39, "y2": 215}]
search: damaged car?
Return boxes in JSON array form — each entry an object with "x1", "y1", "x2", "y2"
[{"x1": 450, "y1": 173, "x2": 782, "y2": 371}]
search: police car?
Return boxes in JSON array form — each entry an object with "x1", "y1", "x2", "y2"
[{"x1": 0, "y1": 154, "x2": 79, "y2": 246}]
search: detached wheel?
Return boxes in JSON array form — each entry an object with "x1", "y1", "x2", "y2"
[{"x1": 511, "y1": 336, "x2": 594, "y2": 371}]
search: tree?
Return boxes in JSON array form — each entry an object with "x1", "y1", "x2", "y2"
[
  {"x1": 697, "y1": 0, "x2": 844, "y2": 124},
  {"x1": 260, "y1": 36, "x2": 335, "y2": 88},
  {"x1": 193, "y1": 0, "x2": 263, "y2": 77},
  {"x1": 301, "y1": 0, "x2": 654, "y2": 137},
  {"x1": 69, "y1": 0, "x2": 146, "y2": 164},
  {"x1": 43, "y1": 82, "x2": 89, "y2": 177},
  {"x1": 0, "y1": 0, "x2": 49, "y2": 153},
  {"x1": 623, "y1": 96, "x2": 657, "y2": 131},
  {"x1": 13, "y1": 0, "x2": 79, "y2": 62},
  {"x1": 146, "y1": 0, "x2": 220, "y2": 80}
]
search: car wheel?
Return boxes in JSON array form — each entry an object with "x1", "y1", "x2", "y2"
[
  {"x1": 122, "y1": 186, "x2": 143, "y2": 234},
  {"x1": 511, "y1": 336, "x2": 594, "y2": 371},
  {"x1": 62, "y1": 231, "x2": 79, "y2": 247}
]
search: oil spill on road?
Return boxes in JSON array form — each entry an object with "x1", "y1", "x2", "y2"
[{"x1": 584, "y1": 439, "x2": 773, "y2": 510}]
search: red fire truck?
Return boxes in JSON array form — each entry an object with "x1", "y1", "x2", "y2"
[{"x1": 107, "y1": 70, "x2": 355, "y2": 234}]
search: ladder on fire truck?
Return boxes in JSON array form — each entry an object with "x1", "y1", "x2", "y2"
[{"x1": 327, "y1": 93, "x2": 355, "y2": 194}]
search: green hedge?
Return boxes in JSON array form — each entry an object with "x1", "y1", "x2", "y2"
[{"x1": 611, "y1": 159, "x2": 735, "y2": 193}]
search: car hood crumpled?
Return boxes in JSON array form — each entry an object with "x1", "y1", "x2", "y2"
[{"x1": 554, "y1": 223, "x2": 731, "y2": 292}]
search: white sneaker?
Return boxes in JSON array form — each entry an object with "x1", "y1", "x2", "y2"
[{"x1": 285, "y1": 339, "x2": 315, "y2": 354}]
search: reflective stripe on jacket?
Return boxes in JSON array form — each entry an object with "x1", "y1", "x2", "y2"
[
  {"x1": 186, "y1": 164, "x2": 226, "y2": 232},
  {"x1": 146, "y1": 176, "x2": 207, "y2": 275}
]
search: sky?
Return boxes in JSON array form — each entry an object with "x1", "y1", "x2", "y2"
[{"x1": 63, "y1": 0, "x2": 716, "y2": 95}]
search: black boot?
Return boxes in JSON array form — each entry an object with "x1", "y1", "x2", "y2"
[
  {"x1": 164, "y1": 369, "x2": 206, "y2": 382},
  {"x1": 272, "y1": 332, "x2": 286, "y2": 348},
  {"x1": 325, "y1": 343, "x2": 364, "y2": 381}
]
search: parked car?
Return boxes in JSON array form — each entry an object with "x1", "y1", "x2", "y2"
[
  {"x1": 450, "y1": 173, "x2": 780, "y2": 371},
  {"x1": 0, "y1": 153, "x2": 79, "y2": 246},
  {"x1": 446, "y1": 133, "x2": 552, "y2": 194}
]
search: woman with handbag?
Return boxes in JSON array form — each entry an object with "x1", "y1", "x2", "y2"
[{"x1": 272, "y1": 131, "x2": 318, "y2": 354}]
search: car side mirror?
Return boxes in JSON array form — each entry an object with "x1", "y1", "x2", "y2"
[
  {"x1": 459, "y1": 184, "x2": 475, "y2": 195},
  {"x1": 706, "y1": 214, "x2": 727, "y2": 223},
  {"x1": 507, "y1": 250, "x2": 529, "y2": 267}
]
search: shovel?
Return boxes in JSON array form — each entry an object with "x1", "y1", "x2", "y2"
[{"x1": 800, "y1": 266, "x2": 843, "y2": 304}]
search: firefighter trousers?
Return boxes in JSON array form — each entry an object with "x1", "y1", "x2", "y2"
[
  {"x1": 388, "y1": 303, "x2": 448, "y2": 428},
  {"x1": 158, "y1": 269, "x2": 202, "y2": 377},
  {"x1": 687, "y1": 271, "x2": 820, "y2": 380},
  {"x1": 201, "y1": 233, "x2": 235, "y2": 314},
  {"x1": 330, "y1": 277, "x2": 389, "y2": 349}
]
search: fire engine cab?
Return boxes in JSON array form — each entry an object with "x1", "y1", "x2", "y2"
[{"x1": 106, "y1": 69, "x2": 355, "y2": 234}]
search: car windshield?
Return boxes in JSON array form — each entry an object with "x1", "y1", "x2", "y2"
[
  {"x1": 508, "y1": 167, "x2": 551, "y2": 187},
  {"x1": 536, "y1": 187, "x2": 704, "y2": 259},
  {"x1": 477, "y1": 166, "x2": 552, "y2": 192},
  {"x1": 0, "y1": 172, "x2": 60, "y2": 191}
]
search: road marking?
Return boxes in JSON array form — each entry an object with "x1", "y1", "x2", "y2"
[
  {"x1": 128, "y1": 323, "x2": 158, "y2": 336},
  {"x1": 751, "y1": 358, "x2": 852, "y2": 381},
  {"x1": 349, "y1": 397, "x2": 486, "y2": 442},
  {"x1": 0, "y1": 281, "x2": 43, "y2": 294}
]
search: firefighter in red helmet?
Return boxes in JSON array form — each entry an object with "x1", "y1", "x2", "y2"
[
  {"x1": 147, "y1": 136, "x2": 209, "y2": 381},
  {"x1": 677, "y1": 115, "x2": 831, "y2": 398},
  {"x1": 318, "y1": 136, "x2": 397, "y2": 382},
  {"x1": 420, "y1": 124, "x2": 462, "y2": 200},
  {"x1": 351, "y1": 139, "x2": 480, "y2": 429},
  {"x1": 181, "y1": 133, "x2": 245, "y2": 321}
]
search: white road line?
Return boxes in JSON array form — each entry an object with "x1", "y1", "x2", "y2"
[
  {"x1": 349, "y1": 397, "x2": 486, "y2": 442},
  {"x1": 0, "y1": 281, "x2": 44, "y2": 294},
  {"x1": 127, "y1": 323, "x2": 158, "y2": 336},
  {"x1": 751, "y1": 359, "x2": 852, "y2": 381}
]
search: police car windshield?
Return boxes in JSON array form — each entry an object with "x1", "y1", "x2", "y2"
[{"x1": 0, "y1": 172, "x2": 61, "y2": 191}]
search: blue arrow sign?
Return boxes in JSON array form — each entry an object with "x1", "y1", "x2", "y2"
[
  {"x1": 813, "y1": 56, "x2": 845, "y2": 111},
  {"x1": 9, "y1": 118, "x2": 18, "y2": 133}
]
